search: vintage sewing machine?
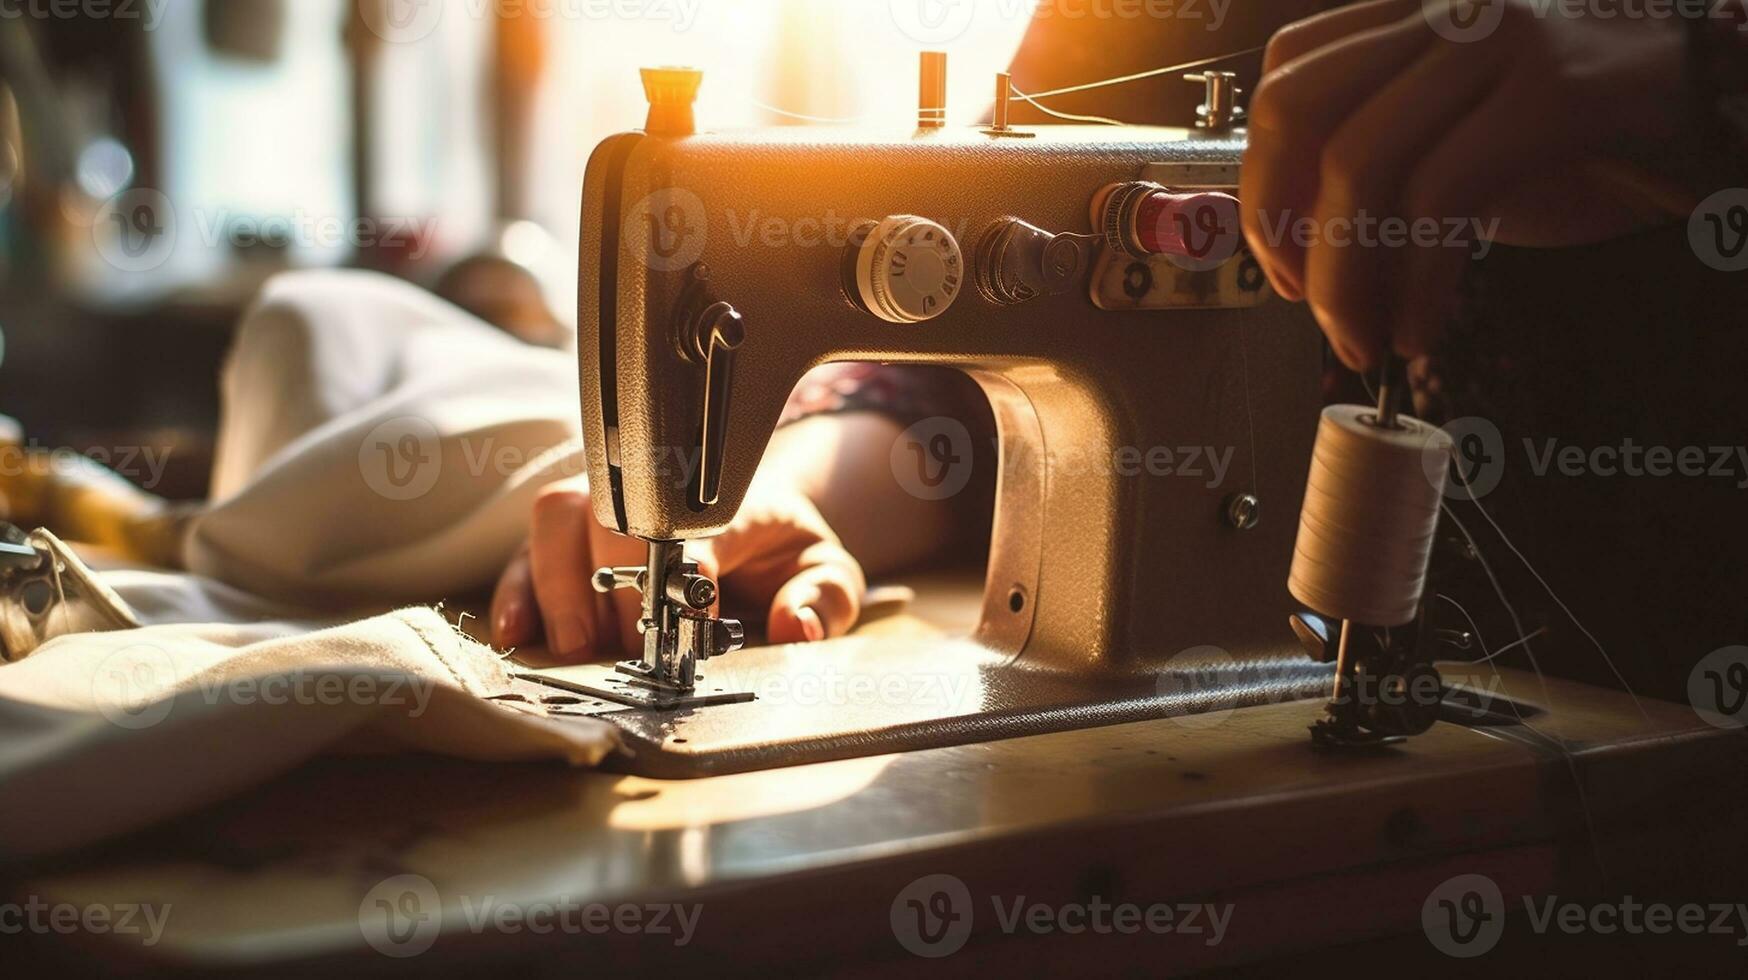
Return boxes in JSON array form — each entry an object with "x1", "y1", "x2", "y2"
[
  {"x1": 519, "y1": 60, "x2": 1477, "y2": 776},
  {"x1": 18, "y1": 56, "x2": 1748, "y2": 979}
]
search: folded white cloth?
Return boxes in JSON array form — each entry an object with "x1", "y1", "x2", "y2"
[
  {"x1": 0, "y1": 271, "x2": 618, "y2": 861},
  {"x1": 0, "y1": 607, "x2": 618, "y2": 861},
  {"x1": 188, "y1": 269, "x2": 586, "y2": 610}
]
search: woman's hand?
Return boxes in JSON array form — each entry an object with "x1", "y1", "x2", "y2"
[
  {"x1": 489, "y1": 471, "x2": 865, "y2": 662},
  {"x1": 1241, "y1": 0, "x2": 1702, "y2": 370}
]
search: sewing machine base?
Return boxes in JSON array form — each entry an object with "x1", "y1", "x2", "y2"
[
  {"x1": 539, "y1": 665, "x2": 759, "y2": 710},
  {"x1": 524, "y1": 638, "x2": 1338, "y2": 778}
]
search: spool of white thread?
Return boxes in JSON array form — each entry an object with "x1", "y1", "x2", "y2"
[{"x1": 1289, "y1": 405, "x2": 1454, "y2": 627}]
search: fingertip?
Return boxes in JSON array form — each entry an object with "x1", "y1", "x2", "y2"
[
  {"x1": 490, "y1": 549, "x2": 537, "y2": 649},
  {"x1": 767, "y1": 584, "x2": 823, "y2": 645},
  {"x1": 544, "y1": 614, "x2": 594, "y2": 663},
  {"x1": 797, "y1": 605, "x2": 825, "y2": 643},
  {"x1": 492, "y1": 599, "x2": 530, "y2": 649},
  {"x1": 1266, "y1": 263, "x2": 1305, "y2": 303},
  {"x1": 1330, "y1": 334, "x2": 1373, "y2": 374},
  {"x1": 1241, "y1": 218, "x2": 1305, "y2": 303}
]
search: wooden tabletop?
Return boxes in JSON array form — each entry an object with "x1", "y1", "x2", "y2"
[{"x1": 9, "y1": 576, "x2": 1746, "y2": 974}]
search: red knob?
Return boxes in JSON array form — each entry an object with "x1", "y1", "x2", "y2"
[{"x1": 1100, "y1": 182, "x2": 1241, "y2": 267}]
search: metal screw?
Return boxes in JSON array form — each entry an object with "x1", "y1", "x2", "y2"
[
  {"x1": 1225, "y1": 493, "x2": 1260, "y2": 531},
  {"x1": 684, "y1": 575, "x2": 718, "y2": 610}
]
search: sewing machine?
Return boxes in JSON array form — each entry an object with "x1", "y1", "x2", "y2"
[
  {"x1": 517, "y1": 61, "x2": 1510, "y2": 775},
  {"x1": 17, "y1": 57, "x2": 1748, "y2": 978}
]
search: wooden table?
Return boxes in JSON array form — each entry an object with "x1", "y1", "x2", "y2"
[{"x1": 8, "y1": 580, "x2": 1747, "y2": 975}]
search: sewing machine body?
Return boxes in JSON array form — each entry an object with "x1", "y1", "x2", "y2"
[{"x1": 562, "y1": 122, "x2": 1343, "y2": 773}]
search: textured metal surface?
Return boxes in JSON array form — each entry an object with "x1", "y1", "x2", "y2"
[
  {"x1": 577, "y1": 125, "x2": 1325, "y2": 679},
  {"x1": 528, "y1": 638, "x2": 1335, "y2": 778}
]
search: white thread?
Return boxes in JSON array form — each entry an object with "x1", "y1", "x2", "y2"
[
  {"x1": 1438, "y1": 591, "x2": 1550, "y2": 665},
  {"x1": 1350, "y1": 373, "x2": 1612, "y2": 878},
  {"x1": 1482, "y1": 625, "x2": 1549, "y2": 663},
  {"x1": 1450, "y1": 458, "x2": 1651, "y2": 724},
  {"x1": 737, "y1": 44, "x2": 1266, "y2": 128},
  {"x1": 1289, "y1": 406, "x2": 1453, "y2": 626},
  {"x1": 1008, "y1": 88, "x2": 1127, "y2": 126},
  {"x1": 1439, "y1": 499, "x2": 1612, "y2": 881},
  {"x1": 742, "y1": 99, "x2": 867, "y2": 125},
  {"x1": 1020, "y1": 46, "x2": 1266, "y2": 101}
]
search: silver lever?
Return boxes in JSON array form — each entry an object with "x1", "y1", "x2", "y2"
[{"x1": 689, "y1": 301, "x2": 745, "y2": 508}]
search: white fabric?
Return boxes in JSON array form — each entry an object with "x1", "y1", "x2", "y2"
[
  {"x1": 189, "y1": 269, "x2": 586, "y2": 611},
  {"x1": 0, "y1": 271, "x2": 616, "y2": 860},
  {"x1": 0, "y1": 608, "x2": 618, "y2": 861}
]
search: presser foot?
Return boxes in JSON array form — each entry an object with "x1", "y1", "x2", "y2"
[
  {"x1": 588, "y1": 539, "x2": 752, "y2": 709},
  {"x1": 1308, "y1": 711, "x2": 1407, "y2": 751}
]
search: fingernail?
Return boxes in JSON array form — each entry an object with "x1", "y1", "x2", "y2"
[
  {"x1": 494, "y1": 604, "x2": 521, "y2": 645},
  {"x1": 550, "y1": 615, "x2": 591, "y2": 656},
  {"x1": 1267, "y1": 266, "x2": 1303, "y2": 302},
  {"x1": 797, "y1": 605, "x2": 825, "y2": 643}
]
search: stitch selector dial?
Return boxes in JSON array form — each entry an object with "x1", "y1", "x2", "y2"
[{"x1": 852, "y1": 215, "x2": 963, "y2": 323}]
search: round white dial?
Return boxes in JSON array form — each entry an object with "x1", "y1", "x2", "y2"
[{"x1": 854, "y1": 215, "x2": 963, "y2": 324}]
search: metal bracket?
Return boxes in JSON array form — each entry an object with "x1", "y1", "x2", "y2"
[
  {"x1": 521, "y1": 664, "x2": 756, "y2": 711},
  {"x1": 590, "y1": 539, "x2": 754, "y2": 709}
]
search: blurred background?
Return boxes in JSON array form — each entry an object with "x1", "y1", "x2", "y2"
[{"x1": 0, "y1": 0, "x2": 1040, "y2": 499}]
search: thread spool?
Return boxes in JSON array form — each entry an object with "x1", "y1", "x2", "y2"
[{"x1": 1289, "y1": 405, "x2": 1453, "y2": 627}]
